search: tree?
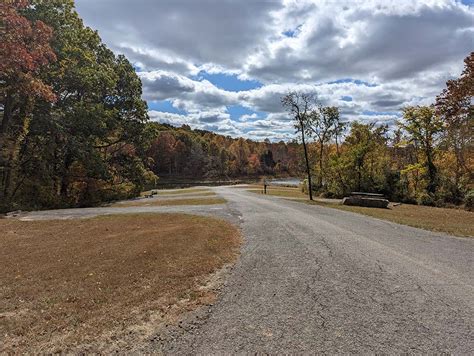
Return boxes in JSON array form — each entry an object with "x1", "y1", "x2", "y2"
[
  {"x1": 148, "y1": 132, "x2": 176, "y2": 174},
  {"x1": 229, "y1": 138, "x2": 250, "y2": 176},
  {"x1": 0, "y1": 0, "x2": 56, "y2": 210},
  {"x1": 342, "y1": 122, "x2": 389, "y2": 193},
  {"x1": 260, "y1": 149, "x2": 275, "y2": 173},
  {"x1": 308, "y1": 106, "x2": 341, "y2": 188},
  {"x1": 400, "y1": 106, "x2": 444, "y2": 195},
  {"x1": 436, "y1": 52, "x2": 473, "y2": 193},
  {"x1": 2, "y1": 0, "x2": 155, "y2": 210},
  {"x1": 282, "y1": 91, "x2": 316, "y2": 200}
]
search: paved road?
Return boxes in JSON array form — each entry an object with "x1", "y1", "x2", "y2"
[{"x1": 161, "y1": 186, "x2": 474, "y2": 354}]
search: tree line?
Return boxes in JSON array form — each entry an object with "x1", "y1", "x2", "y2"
[
  {"x1": 283, "y1": 53, "x2": 473, "y2": 208},
  {"x1": 146, "y1": 123, "x2": 302, "y2": 179}
]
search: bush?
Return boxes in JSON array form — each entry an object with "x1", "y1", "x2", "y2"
[
  {"x1": 300, "y1": 178, "x2": 318, "y2": 195},
  {"x1": 300, "y1": 179, "x2": 308, "y2": 193},
  {"x1": 417, "y1": 192, "x2": 435, "y2": 206},
  {"x1": 464, "y1": 190, "x2": 474, "y2": 211},
  {"x1": 319, "y1": 190, "x2": 336, "y2": 199}
]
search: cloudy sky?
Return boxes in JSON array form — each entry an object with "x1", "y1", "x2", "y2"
[{"x1": 75, "y1": 0, "x2": 473, "y2": 141}]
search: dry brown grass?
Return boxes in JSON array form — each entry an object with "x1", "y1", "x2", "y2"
[
  {"x1": 247, "y1": 186, "x2": 307, "y2": 199},
  {"x1": 0, "y1": 213, "x2": 241, "y2": 353},
  {"x1": 248, "y1": 185, "x2": 473, "y2": 237},
  {"x1": 307, "y1": 201, "x2": 474, "y2": 238},
  {"x1": 113, "y1": 197, "x2": 226, "y2": 208},
  {"x1": 160, "y1": 191, "x2": 217, "y2": 197}
]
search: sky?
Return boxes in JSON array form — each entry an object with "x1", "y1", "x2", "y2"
[{"x1": 75, "y1": 0, "x2": 473, "y2": 141}]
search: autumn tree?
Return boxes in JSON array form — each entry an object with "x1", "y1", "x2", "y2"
[
  {"x1": 0, "y1": 0, "x2": 56, "y2": 210},
  {"x1": 0, "y1": 0, "x2": 155, "y2": 210},
  {"x1": 436, "y1": 52, "x2": 473, "y2": 198},
  {"x1": 229, "y1": 138, "x2": 250, "y2": 176}
]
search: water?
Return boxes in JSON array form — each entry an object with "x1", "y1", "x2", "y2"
[{"x1": 268, "y1": 178, "x2": 302, "y2": 187}]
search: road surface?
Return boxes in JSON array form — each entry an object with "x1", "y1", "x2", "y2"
[{"x1": 160, "y1": 186, "x2": 473, "y2": 354}]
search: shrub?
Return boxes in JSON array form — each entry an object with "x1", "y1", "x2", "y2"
[
  {"x1": 300, "y1": 178, "x2": 319, "y2": 195},
  {"x1": 417, "y1": 192, "x2": 435, "y2": 206},
  {"x1": 300, "y1": 179, "x2": 309, "y2": 194},
  {"x1": 319, "y1": 190, "x2": 336, "y2": 199},
  {"x1": 464, "y1": 190, "x2": 474, "y2": 211}
]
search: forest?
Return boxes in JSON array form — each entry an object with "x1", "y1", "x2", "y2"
[
  {"x1": 1, "y1": 0, "x2": 472, "y2": 212},
  {"x1": 147, "y1": 123, "x2": 301, "y2": 178}
]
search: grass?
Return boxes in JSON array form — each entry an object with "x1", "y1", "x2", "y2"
[
  {"x1": 308, "y1": 200, "x2": 474, "y2": 237},
  {"x1": 159, "y1": 191, "x2": 217, "y2": 197},
  {"x1": 112, "y1": 197, "x2": 226, "y2": 208},
  {"x1": 247, "y1": 185, "x2": 307, "y2": 199},
  {"x1": 0, "y1": 213, "x2": 241, "y2": 353},
  {"x1": 247, "y1": 185, "x2": 474, "y2": 237}
]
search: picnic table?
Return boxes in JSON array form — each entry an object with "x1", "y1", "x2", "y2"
[{"x1": 342, "y1": 192, "x2": 389, "y2": 208}]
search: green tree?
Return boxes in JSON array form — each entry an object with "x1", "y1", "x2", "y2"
[
  {"x1": 342, "y1": 122, "x2": 389, "y2": 193},
  {"x1": 7, "y1": 0, "x2": 154, "y2": 210},
  {"x1": 400, "y1": 106, "x2": 443, "y2": 196}
]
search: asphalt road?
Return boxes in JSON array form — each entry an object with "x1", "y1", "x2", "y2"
[{"x1": 161, "y1": 186, "x2": 474, "y2": 354}]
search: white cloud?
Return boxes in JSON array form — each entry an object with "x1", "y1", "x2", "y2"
[{"x1": 75, "y1": 0, "x2": 473, "y2": 140}]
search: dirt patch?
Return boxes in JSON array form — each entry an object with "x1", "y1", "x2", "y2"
[
  {"x1": 0, "y1": 213, "x2": 241, "y2": 353},
  {"x1": 113, "y1": 197, "x2": 226, "y2": 208}
]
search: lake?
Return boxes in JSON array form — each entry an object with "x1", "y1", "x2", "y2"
[{"x1": 269, "y1": 178, "x2": 302, "y2": 187}]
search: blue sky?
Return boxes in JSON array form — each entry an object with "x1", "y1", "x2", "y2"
[
  {"x1": 76, "y1": 0, "x2": 473, "y2": 141},
  {"x1": 193, "y1": 72, "x2": 262, "y2": 92}
]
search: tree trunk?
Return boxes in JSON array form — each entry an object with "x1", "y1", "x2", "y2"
[
  {"x1": 318, "y1": 142, "x2": 324, "y2": 188},
  {"x1": 300, "y1": 121, "x2": 313, "y2": 201},
  {"x1": 357, "y1": 163, "x2": 362, "y2": 192},
  {"x1": 426, "y1": 149, "x2": 437, "y2": 194},
  {"x1": 0, "y1": 91, "x2": 14, "y2": 134},
  {"x1": 60, "y1": 153, "x2": 73, "y2": 200}
]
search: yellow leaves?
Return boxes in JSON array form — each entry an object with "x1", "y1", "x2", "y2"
[{"x1": 401, "y1": 163, "x2": 424, "y2": 175}]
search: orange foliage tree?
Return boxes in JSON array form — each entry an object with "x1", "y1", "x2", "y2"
[{"x1": 0, "y1": 0, "x2": 56, "y2": 206}]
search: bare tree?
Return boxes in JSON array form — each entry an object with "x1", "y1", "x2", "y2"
[{"x1": 281, "y1": 91, "x2": 316, "y2": 201}]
